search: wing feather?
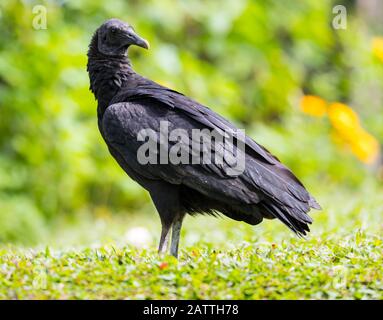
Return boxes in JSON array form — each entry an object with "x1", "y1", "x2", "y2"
[{"x1": 103, "y1": 79, "x2": 320, "y2": 233}]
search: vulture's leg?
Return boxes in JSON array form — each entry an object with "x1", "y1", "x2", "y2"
[
  {"x1": 158, "y1": 220, "x2": 171, "y2": 254},
  {"x1": 148, "y1": 182, "x2": 181, "y2": 255},
  {"x1": 170, "y1": 215, "x2": 184, "y2": 258}
]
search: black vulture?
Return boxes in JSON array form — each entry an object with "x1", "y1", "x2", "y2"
[{"x1": 87, "y1": 19, "x2": 320, "y2": 257}]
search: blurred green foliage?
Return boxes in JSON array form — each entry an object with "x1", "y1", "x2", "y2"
[{"x1": 0, "y1": 0, "x2": 382, "y2": 243}]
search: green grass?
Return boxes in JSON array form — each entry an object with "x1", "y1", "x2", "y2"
[
  {"x1": 0, "y1": 233, "x2": 382, "y2": 299},
  {"x1": 1, "y1": 181, "x2": 382, "y2": 299}
]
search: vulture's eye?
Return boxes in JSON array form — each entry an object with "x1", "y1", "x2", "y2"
[{"x1": 110, "y1": 27, "x2": 117, "y2": 34}]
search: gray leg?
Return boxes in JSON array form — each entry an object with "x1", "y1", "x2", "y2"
[
  {"x1": 170, "y1": 216, "x2": 184, "y2": 258},
  {"x1": 158, "y1": 222, "x2": 171, "y2": 254},
  {"x1": 148, "y1": 182, "x2": 181, "y2": 256}
]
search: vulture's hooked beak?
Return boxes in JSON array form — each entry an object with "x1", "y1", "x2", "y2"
[{"x1": 127, "y1": 29, "x2": 150, "y2": 50}]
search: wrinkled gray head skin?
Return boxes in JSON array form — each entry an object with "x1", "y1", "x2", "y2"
[{"x1": 97, "y1": 18, "x2": 149, "y2": 56}]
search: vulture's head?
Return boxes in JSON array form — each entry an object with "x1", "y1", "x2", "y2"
[{"x1": 95, "y1": 19, "x2": 149, "y2": 56}]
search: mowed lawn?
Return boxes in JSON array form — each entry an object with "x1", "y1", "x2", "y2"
[{"x1": 0, "y1": 182, "x2": 382, "y2": 299}]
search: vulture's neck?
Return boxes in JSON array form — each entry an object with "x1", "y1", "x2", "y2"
[{"x1": 87, "y1": 33, "x2": 134, "y2": 119}]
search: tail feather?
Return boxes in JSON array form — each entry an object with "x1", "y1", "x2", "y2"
[
  {"x1": 260, "y1": 200, "x2": 312, "y2": 236},
  {"x1": 309, "y1": 196, "x2": 321, "y2": 210}
]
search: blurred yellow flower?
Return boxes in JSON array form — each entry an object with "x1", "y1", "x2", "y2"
[
  {"x1": 299, "y1": 92, "x2": 380, "y2": 165},
  {"x1": 351, "y1": 130, "x2": 380, "y2": 164},
  {"x1": 300, "y1": 95, "x2": 327, "y2": 117},
  {"x1": 372, "y1": 37, "x2": 383, "y2": 62},
  {"x1": 328, "y1": 102, "x2": 360, "y2": 137},
  {"x1": 327, "y1": 102, "x2": 380, "y2": 164},
  {"x1": 330, "y1": 130, "x2": 347, "y2": 147}
]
